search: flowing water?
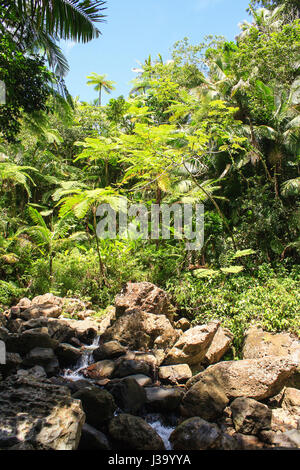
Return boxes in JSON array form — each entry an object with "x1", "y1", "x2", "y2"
[
  {"x1": 62, "y1": 335, "x2": 100, "y2": 381},
  {"x1": 61, "y1": 336, "x2": 175, "y2": 448}
]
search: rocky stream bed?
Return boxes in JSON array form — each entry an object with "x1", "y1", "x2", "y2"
[{"x1": 0, "y1": 282, "x2": 300, "y2": 450}]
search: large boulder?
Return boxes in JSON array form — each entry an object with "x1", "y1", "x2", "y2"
[
  {"x1": 181, "y1": 375, "x2": 229, "y2": 421},
  {"x1": 78, "y1": 424, "x2": 111, "y2": 450},
  {"x1": 106, "y1": 377, "x2": 146, "y2": 414},
  {"x1": 55, "y1": 343, "x2": 82, "y2": 368},
  {"x1": 0, "y1": 374, "x2": 85, "y2": 450},
  {"x1": 230, "y1": 397, "x2": 272, "y2": 435},
  {"x1": 6, "y1": 328, "x2": 58, "y2": 355},
  {"x1": 170, "y1": 417, "x2": 239, "y2": 450},
  {"x1": 102, "y1": 309, "x2": 179, "y2": 355},
  {"x1": 164, "y1": 322, "x2": 219, "y2": 366},
  {"x1": 115, "y1": 282, "x2": 175, "y2": 321},
  {"x1": 243, "y1": 327, "x2": 300, "y2": 362},
  {"x1": 186, "y1": 357, "x2": 297, "y2": 401},
  {"x1": 204, "y1": 326, "x2": 234, "y2": 365},
  {"x1": 108, "y1": 414, "x2": 165, "y2": 450},
  {"x1": 145, "y1": 386, "x2": 183, "y2": 412},
  {"x1": 73, "y1": 386, "x2": 116, "y2": 430}
]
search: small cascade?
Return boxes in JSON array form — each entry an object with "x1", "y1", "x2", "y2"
[
  {"x1": 62, "y1": 335, "x2": 100, "y2": 381},
  {"x1": 146, "y1": 414, "x2": 175, "y2": 450}
]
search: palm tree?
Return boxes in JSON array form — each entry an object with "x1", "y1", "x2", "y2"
[
  {"x1": 86, "y1": 73, "x2": 116, "y2": 106},
  {"x1": 238, "y1": 5, "x2": 285, "y2": 40},
  {"x1": 1, "y1": 1, "x2": 107, "y2": 77}
]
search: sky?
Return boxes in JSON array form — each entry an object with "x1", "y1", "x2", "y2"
[{"x1": 61, "y1": 0, "x2": 251, "y2": 104}]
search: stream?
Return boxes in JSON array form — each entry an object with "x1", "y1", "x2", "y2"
[{"x1": 61, "y1": 336, "x2": 175, "y2": 449}]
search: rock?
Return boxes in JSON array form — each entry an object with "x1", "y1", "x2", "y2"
[
  {"x1": 55, "y1": 343, "x2": 82, "y2": 368},
  {"x1": 230, "y1": 397, "x2": 272, "y2": 435},
  {"x1": 17, "y1": 365, "x2": 47, "y2": 379},
  {"x1": 182, "y1": 375, "x2": 229, "y2": 421},
  {"x1": 145, "y1": 386, "x2": 183, "y2": 412},
  {"x1": 234, "y1": 433, "x2": 265, "y2": 450},
  {"x1": 31, "y1": 293, "x2": 63, "y2": 307},
  {"x1": 78, "y1": 424, "x2": 111, "y2": 450},
  {"x1": 108, "y1": 414, "x2": 165, "y2": 450},
  {"x1": 186, "y1": 357, "x2": 297, "y2": 401},
  {"x1": 164, "y1": 321, "x2": 219, "y2": 366},
  {"x1": 106, "y1": 377, "x2": 146, "y2": 414},
  {"x1": 23, "y1": 347, "x2": 56, "y2": 367},
  {"x1": 126, "y1": 374, "x2": 152, "y2": 387},
  {"x1": 6, "y1": 328, "x2": 58, "y2": 354},
  {"x1": 204, "y1": 327, "x2": 234, "y2": 365},
  {"x1": 243, "y1": 327, "x2": 300, "y2": 362},
  {"x1": 102, "y1": 309, "x2": 179, "y2": 355},
  {"x1": 159, "y1": 364, "x2": 192, "y2": 384},
  {"x1": 0, "y1": 326, "x2": 9, "y2": 342},
  {"x1": 124, "y1": 350, "x2": 161, "y2": 368},
  {"x1": 0, "y1": 352, "x2": 22, "y2": 377},
  {"x1": 272, "y1": 430, "x2": 300, "y2": 448},
  {"x1": 59, "y1": 319, "x2": 98, "y2": 344},
  {"x1": 271, "y1": 407, "x2": 300, "y2": 432},
  {"x1": 0, "y1": 374, "x2": 84, "y2": 450},
  {"x1": 170, "y1": 417, "x2": 239, "y2": 450},
  {"x1": 175, "y1": 318, "x2": 190, "y2": 332},
  {"x1": 82, "y1": 360, "x2": 116, "y2": 380},
  {"x1": 73, "y1": 386, "x2": 116, "y2": 430},
  {"x1": 115, "y1": 282, "x2": 175, "y2": 321},
  {"x1": 93, "y1": 340, "x2": 126, "y2": 361},
  {"x1": 11, "y1": 294, "x2": 63, "y2": 320},
  {"x1": 282, "y1": 387, "x2": 300, "y2": 409},
  {"x1": 113, "y1": 358, "x2": 152, "y2": 378}
]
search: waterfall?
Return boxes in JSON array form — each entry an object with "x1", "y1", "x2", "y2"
[{"x1": 62, "y1": 336, "x2": 100, "y2": 381}]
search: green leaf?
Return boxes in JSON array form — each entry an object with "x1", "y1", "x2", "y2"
[{"x1": 220, "y1": 266, "x2": 244, "y2": 274}]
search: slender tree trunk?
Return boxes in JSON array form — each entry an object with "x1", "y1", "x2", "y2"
[
  {"x1": 49, "y1": 252, "x2": 53, "y2": 288},
  {"x1": 92, "y1": 206, "x2": 107, "y2": 286},
  {"x1": 99, "y1": 86, "x2": 102, "y2": 107}
]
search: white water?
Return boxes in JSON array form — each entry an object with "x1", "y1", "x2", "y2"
[
  {"x1": 62, "y1": 336, "x2": 100, "y2": 381},
  {"x1": 147, "y1": 418, "x2": 174, "y2": 450}
]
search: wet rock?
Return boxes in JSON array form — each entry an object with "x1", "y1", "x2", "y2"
[
  {"x1": 186, "y1": 357, "x2": 297, "y2": 401},
  {"x1": 55, "y1": 343, "x2": 82, "y2": 368},
  {"x1": 102, "y1": 309, "x2": 179, "y2": 355},
  {"x1": 115, "y1": 282, "x2": 175, "y2": 321},
  {"x1": 145, "y1": 386, "x2": 183, "y2": 412},
  {"x1": 159, "y1": 364, "x2": 192, "y2": 385},
  {"x1": 73, "y1": 386, "x2": 116, "y2": 430},
  {"x1": 78, "y1": 424, "x2": 111, "y2": 450},
  {"x1": 106, "y1": 377, "x2": 146, "y2": 414},
  {"x1": 0, "y1": 374, "x2": 85, "y2": 450},
  {"x1": 108, "y1": 414, "x2": 165, "y2": 450},
  {"x1": 170, "y1": 417, "x2": 239, "y2": 450},
  {"x1": 83, "y1": 360, "x2": 116, "y2": 380},
  {"x1": 164, "y1": 322, "x2": 219, "y2": 366},
  {"x1": 230, "y1": 397, "x2": 272, "y2": 435},
  {"x1": 93, "y1": 340, "x2": 126, "y2": 361},
  {"x1": 204, "y1": 327, "x2": 234, "y2": 365}
]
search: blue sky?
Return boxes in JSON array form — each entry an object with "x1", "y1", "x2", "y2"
[{"x1": 61, "y1": 0, "x2": 251, "y2": 104}]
